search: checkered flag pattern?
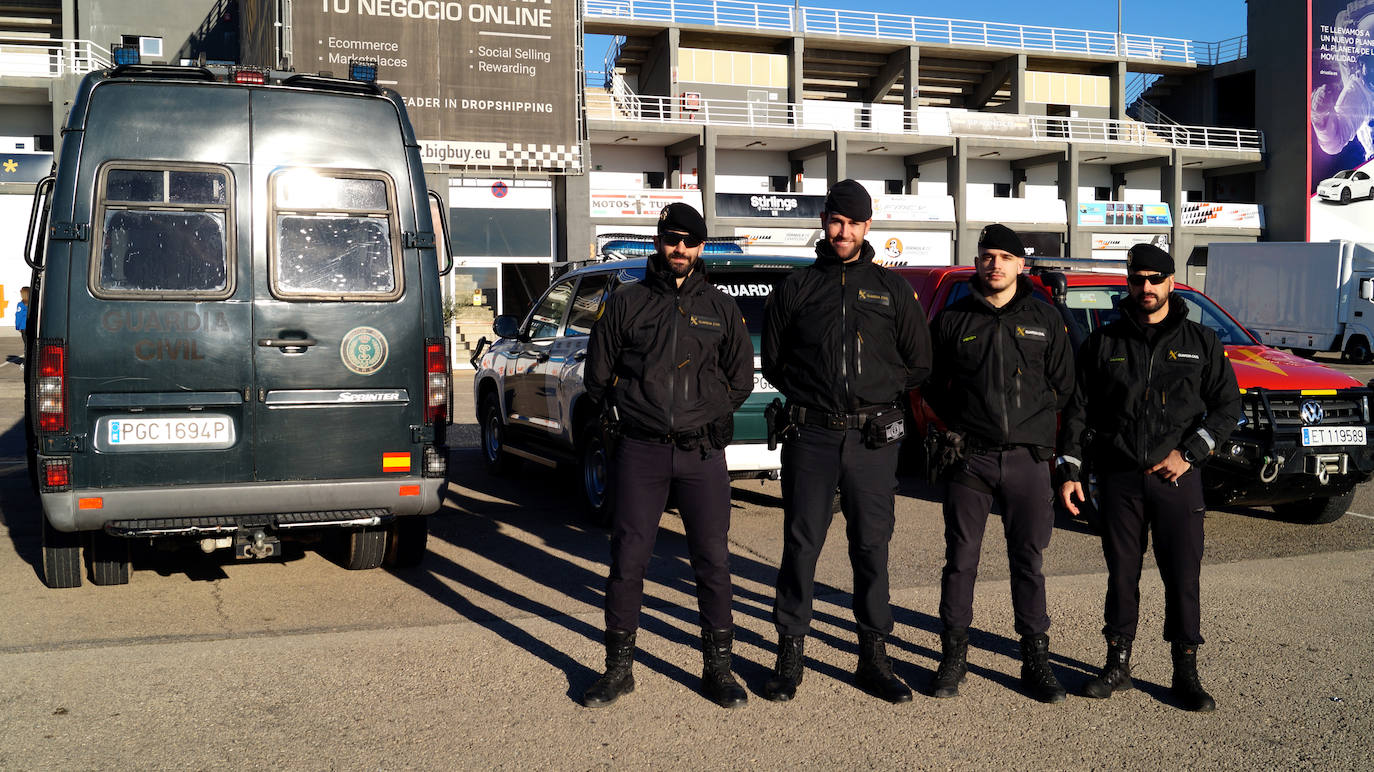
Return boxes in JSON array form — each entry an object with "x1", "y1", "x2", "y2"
[{"x1": 503, "y1": 143, "x2": 582, "y2": 171}]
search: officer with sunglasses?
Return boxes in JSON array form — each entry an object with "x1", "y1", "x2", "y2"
[
  {"x1": 1057, "y1": 243, "x2": 1240, "y2": 712},
  {"x1": 583, "y1": 203, "x2": 754, "y2": 710},
  {"x1": 760, "y1": 180, "x2": 932, "y2": 703}
]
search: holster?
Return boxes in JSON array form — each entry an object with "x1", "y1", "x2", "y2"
[
  {"x1": 765, "y1": 398, "x2": 796, "y2": 450},
  {"x1": 930, "y1": 428, "x2": 968, "y2": 482},
  {"x1": 599, "y1": 403, "x2": 622, "y2": 453}
]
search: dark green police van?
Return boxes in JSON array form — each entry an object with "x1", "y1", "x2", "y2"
[{"x1": 23, "y1": 62, "x2": 452, "y2": 588}]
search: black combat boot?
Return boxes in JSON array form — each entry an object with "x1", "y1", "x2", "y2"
[
  {"x1": 1171, "y1": 642, "x2": 1217, "y2": 712},
  {"x1": 582, "y1": 629, "x2": 636, "y2": 708},
  {"x1": 1082, "y1": 636, "x2": 1134, "y2": 699},
  {"x1": 701, "y1": 628, "x2": 748, "y2": 709},
  {"x1": 929, "y1": 628, "x2": 969, "y2": 698},
  {"x1": 855, "y1": 631, "x2": 914, "y2": 704},
  {"x1": 1019, "y1": 633, "x2": 1067, "y2": 704},
  {"x1": 761, "y1": 634, "x2": 805, "y2": 702}
]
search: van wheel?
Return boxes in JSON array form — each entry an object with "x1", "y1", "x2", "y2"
[
  {"x1": 344, "y1": 526, "x2": 387, "y2": 570},
  {"x1": 384, "y1": 516, "x2": 428, "y2": 568},
  {"x1": 1290, "y1": 348, "x2": 1315, "y2": 359},
  {"x1": 1343, "y1": 338, "x2": 1371, "y2": 364},
  {"x1": 41, "y1": 518, "x2": 82, "y2": 588},
  {"x1": 579, "y1": 416, "x2": 615, "y2": 527},
  {"x1": 88, "y1": 531, "x2": 131, "y2": 586},
  {"x1": 1273, "y1": 489, "x2": 1355, "y2": 524},
  {"x1": 480, "y1": 392, "x2": 518, "y2": 475}
]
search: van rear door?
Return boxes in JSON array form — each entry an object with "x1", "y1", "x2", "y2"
[{"x1": 249, "y1": 91, "x2": 425, "y2": 482}]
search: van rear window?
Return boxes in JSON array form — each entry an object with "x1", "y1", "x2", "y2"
[
  {"x1": 93, "y1": 164, "x2": 234, "y2": 298},
  {"x1": 269, "y1": 170, "x2": 401, "y2": 300}
]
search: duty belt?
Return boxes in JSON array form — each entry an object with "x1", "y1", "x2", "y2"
[
  {"x1": 621, "y1": 425, "x2": 707, "y2": 444},
  {"x1": 790, "y1": 404, "x2": 895, "y2": 431}
]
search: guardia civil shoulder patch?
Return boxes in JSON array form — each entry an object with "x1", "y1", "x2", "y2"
[{"x1": 341, "y1": 326, "x2": 389, "y2": 375}]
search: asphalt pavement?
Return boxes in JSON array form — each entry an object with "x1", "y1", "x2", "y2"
[{"x1": 0, "y1": 341, "x2": 1372, "y2": 769}]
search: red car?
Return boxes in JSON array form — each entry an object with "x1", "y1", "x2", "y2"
[{"x1": 895, "y1": 265, "x2": 1374, "y2": 524}]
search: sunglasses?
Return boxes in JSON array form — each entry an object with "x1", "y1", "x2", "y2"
[
  {"x1": 1127, "y1": 273, "x2": 1169, "y2": 287},
  {"x1": 660, "y1": 232, "x2": 704, "y2": 248}
]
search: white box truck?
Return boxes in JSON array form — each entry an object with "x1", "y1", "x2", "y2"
[{"x1": 1207, "y1": 241, "x2": 1374, "y2": 363}]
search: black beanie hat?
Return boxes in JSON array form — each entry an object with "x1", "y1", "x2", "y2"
[
  {"x1": 1127, "y1": 243, "x2": 1175, "y2": 275},
  {"x1": 976, "y1": 223, "x2": 1026, "y2": 257},
  {"x1": 657, "y1": 202, "x2": 708, "y2": 241},
  {"x1": 823, "y1": 179, "x2": 873, "y2": 221}
]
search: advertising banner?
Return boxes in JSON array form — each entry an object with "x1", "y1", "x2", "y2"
[
  {"x1": 870, "y1": 195, "x2": 956, "y2": 222},
  {"x1": 1076, "y1": 201, "x2": 1172, "y2": 227},
  {"x1": 965, "y1": 196, "x2": 1067, "y2": 225},
  {"x1": 0, "y1": 152, "x2": 53, "y2": 184},
  {"x1": 870, "y1": 231, "x2": 952, "y2": 266},
  {"x1": 1180, "y1": 202, "x2": 1264, "y2": 228},
  {"x1": 1091, "y1": 232, "x2": 1171, "y2": 254},
  {"x1": 288, "y1": 0, "x2": 580, "y2": 173},
  {"x1": 733, "y1": 228, "x2": 823, "y2": 248},
  {"x1": 1309, "y1": 0, "x2": 1374, "y2": 241},
  {"x1": 716, "y1": 192, "x2": 826, "y2": 219},
  {"x1": 591, "y1": 189, "x2": 704, "y2": 218}
]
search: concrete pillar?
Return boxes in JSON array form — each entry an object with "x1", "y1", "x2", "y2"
[
  {"x1": 1106, "y1": 60, "x2": 1128, "y2": 121},
  {"x1": 788, "y1": 37, "x2": 804, "y2": 123},
  {"x1": 904, "y1": 46, "x2": 919, "y2": 131},
  {"x1": 827, "y1": 133, "x2": 847, "y2": 188},
  {"x1": 1112, "y1": 171, "x2": 1127, "y2": 202},
  {"x1": 904, "y1": 162, "x2": 919, "y2": 194},
  {"x1": 948, "y1": 140, "x2": 969, "y2": 265},
  {"x1": 790, "y1": 158, "x2": 805, "y2": 192},
  {"x1": 1012, "y1": 168, "x2": 1027, "y2": 198},
  {"x1": 554, "y1": 171, "x2": 592, "y2": 264},
  {"x1": 1008, "y1": 53, "x2": 1027, "y2": 115},
  {"x1": 1163, "y1": 149, "x2": 1185, "y2": 260},
  {"x1": 699, "y1": 126, "x2": 718, "y2": 228},
  {"x1": 667, "y1": 154, "x2": 682, "y2": 189},
  {"x1": 1059, "y1": 145, "x2": 1084, "y2": 258}
]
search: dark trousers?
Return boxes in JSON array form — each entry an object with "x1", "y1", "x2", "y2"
[
  {"x1": 773, "y1": 425, "x2": 900, "y2": 637},
  {"x1": 1098, "y1": 467, "x2": 1206, "y2": 645},
  {"x1": 605, "y1": 437, "x2": 734, "y2": 633},
  {"x1": 939, "y1": 447, "x2": 1055, "y2": 637}
]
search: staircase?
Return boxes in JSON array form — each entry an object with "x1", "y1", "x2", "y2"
[{"x1": 452, "y1": 305, "x2": 496, "y2": 368}]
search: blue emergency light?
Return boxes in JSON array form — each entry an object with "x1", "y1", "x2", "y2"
[
  {"x1": 349, "y1": 59, "x2": 378, "y2": 83},
  {"x1": 111, "y1": 44, "x2": 140, "y2": 66}
]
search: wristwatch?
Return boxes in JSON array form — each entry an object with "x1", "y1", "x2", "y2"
[{"x1": 1181, "y1": 448, "x2": 1198, "y2": 464}]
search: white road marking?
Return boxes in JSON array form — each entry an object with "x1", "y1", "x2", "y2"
[{"x1": 1346, "y1": 512, "x2": 1374, "y2": 520}]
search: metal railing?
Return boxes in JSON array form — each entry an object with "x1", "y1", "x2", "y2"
[
  {"x1": 1128, "y1": 99, "x2": 1179, "y2": 128},
  {"x1": 586, "y1": 91, "x2": 1265, "y2": 152},
  {"x1": 1191, "y1": 35, "x2": 1247, "y2": 65},
  {"x1": 1124, "y1": 71, "x2": 1162, "y2": 106},
  {"x1": 584, "y1": 0, "x2": 1197, "y2": 62},
  {"x1": 0, "y1": 37, "x2": 111, "y2": 78}
]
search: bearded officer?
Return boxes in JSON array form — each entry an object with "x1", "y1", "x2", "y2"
[
  {"x1": 923, "y1": 224, "x2": 1075, "y2": 703},
  {"x1": 582, "y1": 203, "x2": 754, "y2": 709},
  {"x1": 760, "y1": 179, "x2": 932, "y2": 703},
  {"x1": 1058, "y1": 243, "x2": 1240, "y2": 712}
]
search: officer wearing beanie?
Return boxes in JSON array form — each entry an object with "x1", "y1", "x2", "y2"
[
  {"x1": 583, "y1": 202, "x2": 755, "y2": 709},
  {"x1": 1058, "y1": 243, "x2": 1240, "y2": 712},
  {"x1": 923, "y1": 223, "x2": 1076, "y2": 703},
  {"x1": 761, "y1": 179, "x2": 932, "y2": 703}
]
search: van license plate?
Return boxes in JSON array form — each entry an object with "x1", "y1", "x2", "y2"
[
  {"x1": 1301, "y1": 427, "x2": 1366, "y2": 447},
  {"x1": 754, "y1": 373, "x2": 777, "y2": 393},
  {"x1": 108, "y1": 416, "x2": 234, "y2": 447}
]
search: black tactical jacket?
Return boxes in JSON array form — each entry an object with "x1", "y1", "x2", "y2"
[
  {"x1": 926, "y1": 275, "x2": 1075, "y2": 449},
  {"x1": 585, "y1": 255, "x2": 754, "y2": 436},
  {"x1": 762, "y1": 240, "x2": 932, "y2": 413},
  {"x1": 1060, "y1": 294, "x2": 1242, "y2": 473}
]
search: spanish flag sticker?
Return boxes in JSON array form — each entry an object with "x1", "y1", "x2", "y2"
[{"x1": 383, "y1": 452, "x2": 411, "y2": 473}]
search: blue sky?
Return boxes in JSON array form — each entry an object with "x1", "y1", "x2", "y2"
[{"x1": 585, "y1": 0, "x2": 1249, "y2": 72}]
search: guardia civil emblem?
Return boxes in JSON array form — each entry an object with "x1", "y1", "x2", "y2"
[{"x1": 340, "y1": 326, "x2": 388, "y2": 375}]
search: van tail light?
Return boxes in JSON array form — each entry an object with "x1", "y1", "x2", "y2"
[
  {"x1": 36, "y1": 340, "x2": 67, "y2": 433},
  {"x1": 425, "y1": 337, "x2": 450, "y2": 428},
  {"x1": 231, "y1": 66, "x2": 267, "y2": 85},
  {"x1": 41, "y1": 458, "x2": 71, "y2": 492}
]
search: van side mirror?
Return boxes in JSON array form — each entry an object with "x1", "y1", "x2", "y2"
[
  {"x1": 427, "y1": 190, "x2": 454, "y2": 276},
  {"x1": 1361, "y1": 278, "x2": 1374, "y2": 301},
  {"x1": 493, "y1": 315, "x2": 523, "y2": 340}
]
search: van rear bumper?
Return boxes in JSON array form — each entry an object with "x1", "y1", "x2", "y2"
[
  {"x1": 41, "y1": 477, "x2": 444, "y2": 532},
  {"x1": 726, "y1": 441, "x2": 781, "y2": 476}
]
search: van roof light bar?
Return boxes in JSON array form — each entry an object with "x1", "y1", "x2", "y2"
[{"x1": 349, "y1": 59, "x2": 378, "y2": 83}]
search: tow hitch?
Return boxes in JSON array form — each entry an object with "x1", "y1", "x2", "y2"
[
  {"x1": 1306, "y1": 454, "x2": 1349, "y2": 485},
  {"x1": 235, "y1": 528, "x2": 280, "y2": 559}
]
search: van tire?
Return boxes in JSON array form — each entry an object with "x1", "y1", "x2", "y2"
[
  {"x1": 384, "y1": 516, "x2": 428, "y2": 568},
  {"x1": 345, "y1": 526, "x2": 387, "y2": 570},
  {"x1": 88, "y1": 531, "x2": 131, "y2": 586},
  {"x1": 1343, "y1": 337, "x2": 1371, "y2": 364},
  {"x1": 1290, "y1": 348, "x2": 1315, "y2": 359},
  {"x1": 480, "y1": 392, "x2": 519, "y2": 475},
  {"x1": 1273, "y1": 489, "x2": 1354, "y2": 524},
  {"x1": 41, "y1": 518, "x2": 82, "y2": 589},
  {"x1": 578, "y1": 416, "x2": 615, "y2": 527}
]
